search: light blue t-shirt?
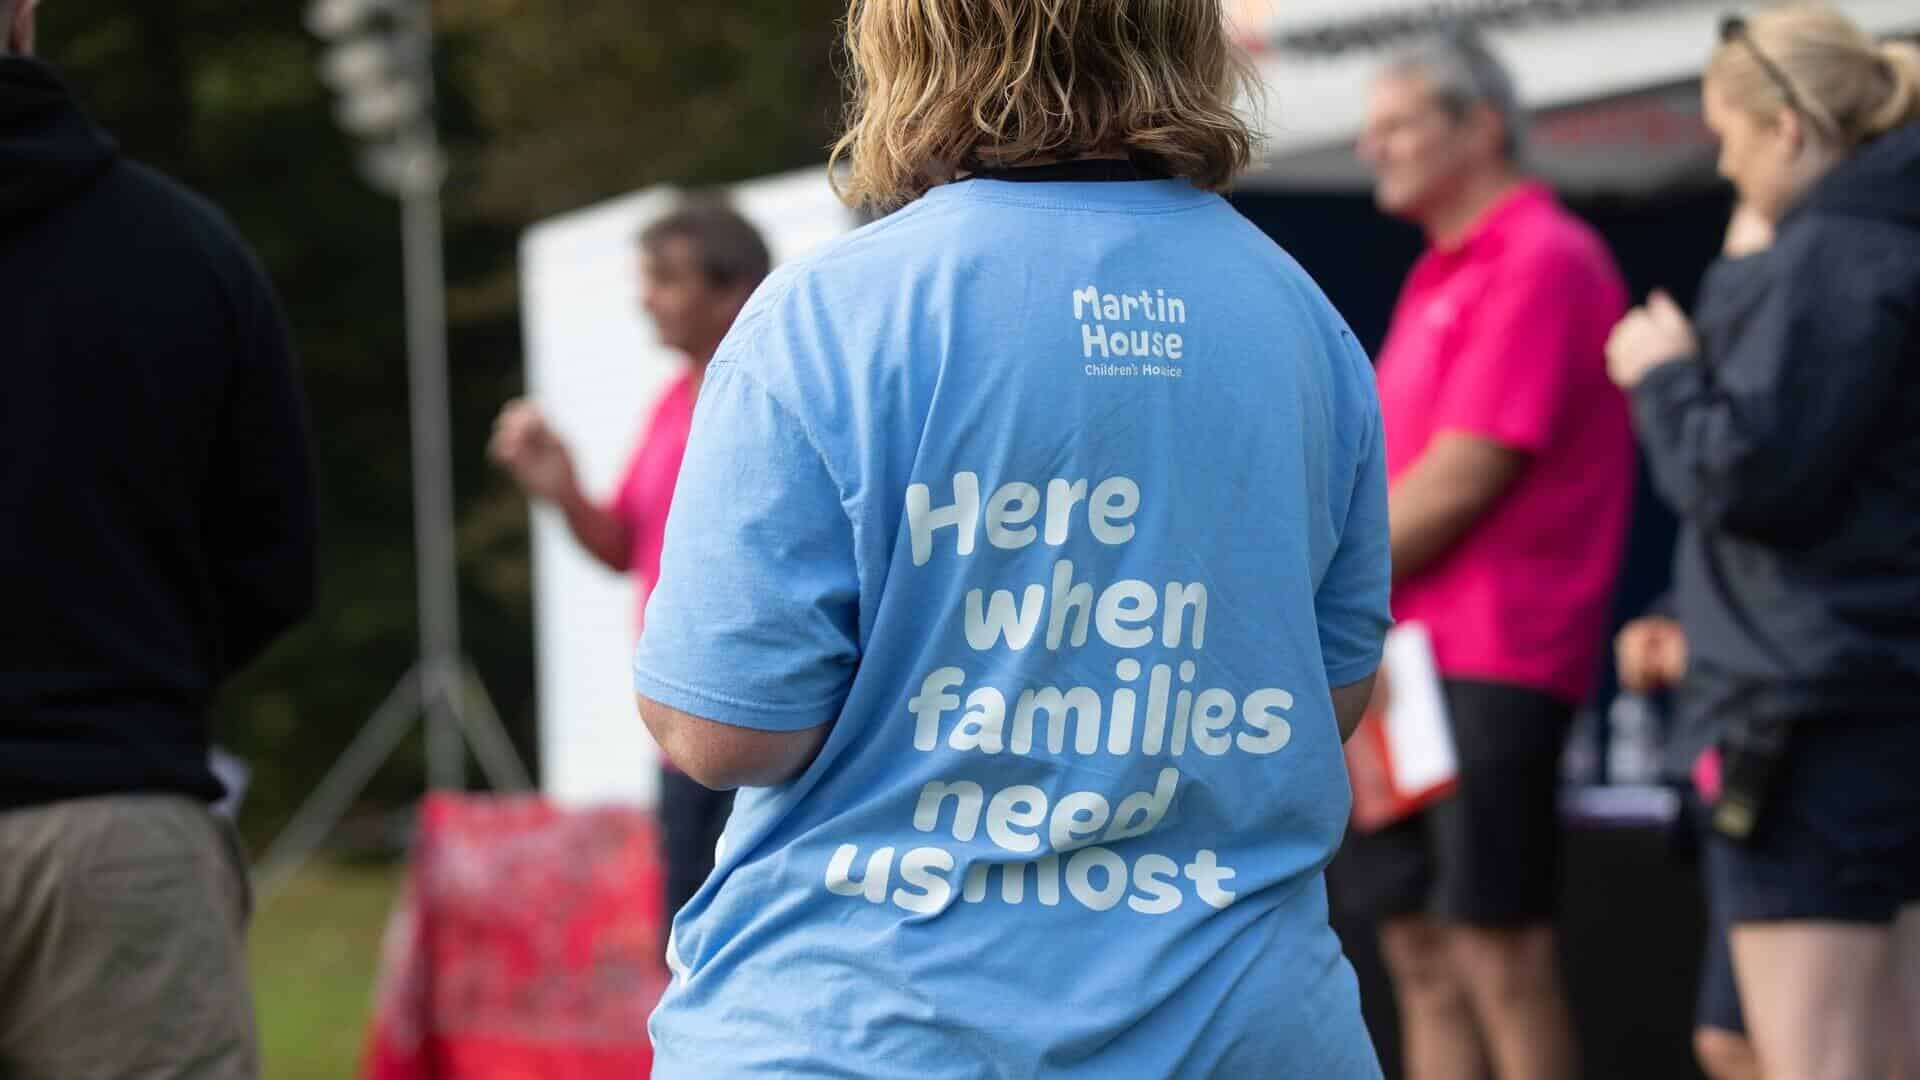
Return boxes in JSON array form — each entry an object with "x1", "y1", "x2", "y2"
[{"x1": 634, "y1": 175, "x2": 1391, "y2": 1079}]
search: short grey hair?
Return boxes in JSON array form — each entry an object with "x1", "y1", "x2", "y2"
[
  {"x1": 638, "y1": 198, "x2": 772, "y2": 293},
  {"x1": 1385, "y1": 28, "x2": 1529, "y2": 163}
]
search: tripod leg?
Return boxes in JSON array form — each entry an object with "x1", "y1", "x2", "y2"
[
  {"x1": 452, "y1": 662, "x2": 534, "y2": 793},
  {"x1": 252, "y1": 669, "x2": 424, "y2": 904}
]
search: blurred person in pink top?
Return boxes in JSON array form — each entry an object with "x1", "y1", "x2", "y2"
[
  {"x1": 490, "y1": 201, "x2": 771, "y2": 924},
  {"x1": 1349, "y1": 29, "x2": 1633, "y2": 1080}
]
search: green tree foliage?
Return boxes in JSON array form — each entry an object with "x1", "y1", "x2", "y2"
[{"x1": 35, "y1": 0, "x2": 845, "y2": 845}]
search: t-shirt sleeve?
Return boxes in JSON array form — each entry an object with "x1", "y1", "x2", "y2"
[
  {"x1": 1432, "y1": 248, "x2": 1588, "y2": 454},
  {"x1": 632, "y1": 358, "x2": 861, "y2": 733},
  {"x1": 1316, "y1": 336, "x2": 1393, "y2": 687}
]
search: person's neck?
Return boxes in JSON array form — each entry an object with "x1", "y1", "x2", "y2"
[{"x1": 1423, "y1": 166, "x2": 1525, "y2": 250}]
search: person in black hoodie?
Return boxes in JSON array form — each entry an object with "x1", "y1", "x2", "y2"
[
  {"x1": 1607, "y1": 6, "x2": 1920, "y2": 1077},
  {"x1": 0, "y1": 0, "x2": 315, "y2": 1075}
]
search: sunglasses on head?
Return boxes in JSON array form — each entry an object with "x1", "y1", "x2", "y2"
[{"x1": 1719, "y1": 15, "x2": 1808, "y2": 116}]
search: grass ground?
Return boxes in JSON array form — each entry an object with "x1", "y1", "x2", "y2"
[{"x1": 250, "y1": 860, "x2": 405, "y2": 1080}]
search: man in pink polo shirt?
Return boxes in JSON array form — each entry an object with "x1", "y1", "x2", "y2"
[
  {"x1": 489, "y1": 201, "x2": 771, "y2": 925},
  {"x1": 1351, "y1": 30, "x2": 1633, "y2": 1080}
]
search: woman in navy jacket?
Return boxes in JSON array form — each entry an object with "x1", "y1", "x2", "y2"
[{"x1": 1608, "y1": 7, "x2": 1920, "y2": 1076}]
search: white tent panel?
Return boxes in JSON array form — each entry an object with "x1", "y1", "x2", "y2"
[{"x1": 520, "y1": 167, "x2": 852, "y2": 808}]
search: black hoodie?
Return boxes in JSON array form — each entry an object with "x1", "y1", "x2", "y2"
[
  {"x1": 1, "y1": 57, "x2": 316, "y2": 810},
  {"x1": 1633, "y1": 119, "x2": 1920, "y2": 755}
]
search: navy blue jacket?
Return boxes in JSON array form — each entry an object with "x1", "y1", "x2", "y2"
[{"x1": 1634, "y1": 120, "x2": 1920, "y2": 748}]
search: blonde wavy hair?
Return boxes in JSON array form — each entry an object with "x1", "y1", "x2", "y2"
[
  {"x1": 829, "y1": 0, "x2": 1260, "y2": 211},
  {"x1": 1709, "y1": 4, "x2": 1920, "y2": 150}
]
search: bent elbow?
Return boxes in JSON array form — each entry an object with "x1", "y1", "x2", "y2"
[
  {"x1": 634, "y1": 695, "x2": 750, "y2": 791},
  {"x1": 670, "y1": 745, "x2": 753, "y2": 792}
]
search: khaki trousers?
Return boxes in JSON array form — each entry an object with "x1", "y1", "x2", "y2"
[{"x1": 0, "y1": 794, "x2": 257, "y2": 1079}]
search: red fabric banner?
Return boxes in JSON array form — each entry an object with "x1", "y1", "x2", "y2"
[{"x1": 361, "y1": 794, "x2": 668, "y2": 1079}]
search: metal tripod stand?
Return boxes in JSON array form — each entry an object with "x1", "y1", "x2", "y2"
[{"x1": 256, "y1": 0, "x2": 532, "y2": 903}]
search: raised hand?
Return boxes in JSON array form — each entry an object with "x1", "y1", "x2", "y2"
[{"x1": 489, "y1": 398, "x2": 580, "y2": 503}]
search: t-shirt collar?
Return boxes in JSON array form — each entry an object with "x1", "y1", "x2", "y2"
[{"x1": 922, "y1": 174, "x2": 1209, "y2": 211}]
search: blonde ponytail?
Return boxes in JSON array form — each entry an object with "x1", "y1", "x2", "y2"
[
  {"x1": 1709, "y1": 7, "x2": 1920, "y2": 149},
  {"x1": 1867, "y1": 40, "x2": 1920, "y2": 139}
]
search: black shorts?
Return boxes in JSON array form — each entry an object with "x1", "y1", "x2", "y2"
[
  {"x1": 1338, "y1": 679, "x2": 1574, "y2": 928},
  {"x1": 1705, "y1": 714, "x2": 1920, "y2": 926}
]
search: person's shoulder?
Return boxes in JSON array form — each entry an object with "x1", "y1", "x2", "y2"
[
  {"x1": 703, "y1": 215, "x2": 905, "y2": 393},
  {"x1": 1192, "y1": 211, "x2": 1377, "y2": 401},
  {"x1": 1203, "y1": 195, "x2": 1304, "y2": 265},
  {"x1": 793, "y1": 194, "x2": 960, "y2": 274},
  {"x1": 102, "y1": 160, "x2": 276, "y2": 303},
  {"x1": 1176, "y1": 200, "x2": 1374, "y2": 372},
  {"x1": 721, "y1": 198, "x2": 941, "y2": 328},
  {"x1": 47, "y1": 158, "x2": 281, "y2": 347},
  {"x1": 1499, "y1": 192, "x2": 1620, "y2": 287},
  {"x1": 1221, "y1": 207, "x2": 1365, "y2": 339},
  {"x1": 119, "y1": 162, "x2": 257, "y2": 254},
  {"x1": 1784, "y1": 206, "x2": 1920, "y2": 277},
  {"x1": 1509, "y1": 192, "x2": 1595, "y2": 254}
]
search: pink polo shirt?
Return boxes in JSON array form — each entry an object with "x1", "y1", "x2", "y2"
[
  {"x1": 609, "y1": 370, "x2": 697, "y2": 632},
  {"x1": 1376, "y1": 182, "x2": 1633, "y2": 705}
]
